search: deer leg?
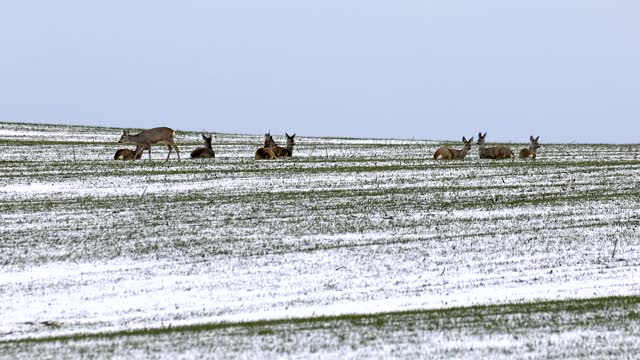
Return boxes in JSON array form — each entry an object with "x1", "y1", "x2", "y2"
[
  {"x1": 167, "y1": 139, "x2": 181, "y2": 162},
  {"x1": 148, "y1": 145, "x2": 152, "y2": 161},
  {"x1": 134, "y1": 145, "x2": 145, "y2": 160},
  {"x1": 165, "y1": 143, "x2": 173, "y2": 161}
]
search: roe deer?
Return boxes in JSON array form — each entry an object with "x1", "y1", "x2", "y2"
[
  {"x1": 114, "y1": 144, "x2": 148, "y2": 160},
  {"x1": 266, "y1": 133, "x2": 296, "y2": 157},
  {"x1": 477, "y1": 132, "x2": 514, "y2": 159},
  {"x1": 190, "y1": 133, "x2": 215, "y2": 159},
  {"x1": 434, "y1": 136, "x2": 473, "y2": 160},
  {"x1": 519, "y1": 135, "x2": 541, "y2": 159},
  {"x1": 118, "y1": 127, "x2": 181, "y2": 161},
  {"x1": 255, "y1": 133, "x2": 276, "y2": 160}
]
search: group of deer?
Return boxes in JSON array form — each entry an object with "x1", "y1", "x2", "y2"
[
  {"x1": 113, "y1": 127, "x2": 296, "y2": 161},
  {"x1": 255, "y1": 132, "x2": 296, "y2": 160},
  {"x1": 433, "y1": 133, "x2": 541, "y2": 160},
  {"x1": 114, "y1": 127, "x2": 215, "y2": 161}
]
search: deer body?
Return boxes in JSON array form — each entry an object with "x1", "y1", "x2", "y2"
[
  {"x1": 118, "y1": 127, "x2": 180, "y2": 161},
  {"x1": 255, "y1": 133, "x2": 277, "y2": 160},
  {"x1": 434, "y1": 136, "x2": 473, "y2": 160},
  {"x1": 477, "y1": 132, "x2": 514, "y2": 159},
  {"x1": 190, "y1": 133, "x2": 215, "y2": 159},
  {"x1": 519, "y1": 136, "x2": 540, "y2": 159},
  {"x1": 114, "y1": 144, "x2": 148, "y2": 160}
]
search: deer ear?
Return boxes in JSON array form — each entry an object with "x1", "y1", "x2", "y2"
[
  {"x1": 483, "y1": 132, "x2": 487, "y2": 137},
  {"x1": 530, "y1": 135, "x2": 534, "y2": 141},
  {"x1": 469, "y1": 137, "x2": 473, "y2": 142},
  {"x1": 292, "y1": 134, "x2": 296, "y2": 137},
  {"x1": 462, "y1": 136, "x2": 466, "y2": 142},
  {"x1": 535, "y1": 136, "x2": 539, "y2": 141}
]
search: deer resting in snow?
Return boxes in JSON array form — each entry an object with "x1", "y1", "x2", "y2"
[
  {"x1": 190, "y1": 133, "x2": 215, "y2": 159},
  {"x1": 519, "y1": 136, "x2": 541, "y2": 159},
  {"x1": 433, "y1": 136, "x2": 473, "y2": 160}
]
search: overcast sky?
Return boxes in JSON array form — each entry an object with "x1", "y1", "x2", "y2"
[{"x1": 1, "y1": 1, "x2": 638, "y2": 143}]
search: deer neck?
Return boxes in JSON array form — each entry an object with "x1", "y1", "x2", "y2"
[
  {"x1": 459, "y1": 146, "x2": 469, "y2": 158},
  {"x1": 478, "y1": 143, "x2": 487, "y2": 156},
  {"x1": 286, "y1": 142, "x2": 294, "y2": 156}
]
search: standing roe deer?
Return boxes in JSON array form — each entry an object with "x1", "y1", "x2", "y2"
[
  {"x1": 434, "y1": 136, "x2": 473, "y2": 160},
  {"x1": 118, "y1": 127, "x2": 181, "y2": 161},
  {"x1": 255, "y1": 133, "x2": 277, "y2": 160},
  {"x1": 477, "y1": 132, "x2": 514, "y2": 159},
  {"x1": 114, "y1": 144, "x2": 149, "y2": 160},
  {"x1": 190, "y1": 133, "x2": 215, "y2": 159},
  {"x1": 519, "y1": 136, "x2": 541, "y2": 159}
]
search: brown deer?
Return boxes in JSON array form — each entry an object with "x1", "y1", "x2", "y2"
[
  {"x1": 114, "y1": 144, "x2": 148, "y2": 160},
  {"x1": 266, "y1": 133, "x2": 296, "y2": 157},
  {"x1": 477, "y1": 132, "x2": 514, "y2": 159},
  {"x1": 434, "y1": 136, "x2": 473, "y2": 160},
  {"x1": 190, "y1": 133, "x2": 215, "y2": 159},
  {"x1": 255, "y1": 133, "x2": 276, "y2": 160},
  {"x1": 519, "y1": 136, "x2": 541, "y2": 159},
  {"x1": 118, "y1": 127, "x2": 181, "y2": 161}
]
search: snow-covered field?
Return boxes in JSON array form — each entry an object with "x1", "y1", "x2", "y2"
[{"x1": 1, "y1": 122, "x2": 639, "y2": 358}]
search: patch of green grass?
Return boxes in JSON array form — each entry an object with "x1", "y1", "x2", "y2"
[{"x1": 3, "y1": 295, "x2": 638, "y2": 345}]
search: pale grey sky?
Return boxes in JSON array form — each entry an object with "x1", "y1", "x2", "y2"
[{"x1": 1, "y1": 1, "x2": 638, "y2": 143}]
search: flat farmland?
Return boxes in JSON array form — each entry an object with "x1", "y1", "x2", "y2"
[{"x1": 1, "y1": 122, "x2": 639, "y2": 358}]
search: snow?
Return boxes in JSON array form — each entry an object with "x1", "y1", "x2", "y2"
[{"x1": 0, "y1": 122, "x2": 639, "y2": 358}]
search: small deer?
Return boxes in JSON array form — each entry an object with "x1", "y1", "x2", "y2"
[
  {"x1": 477, "y1": 132, "x2": 514, "y2": 159},
  {"x1": 255, "y1": 133, "x2": 277, "y2": 160},
  {"x1": 519, "y1": 136, "x2": 541, "y2": 159},
  {"x1": 114, "y1": 144, "x2": 148, "y2": 160},
  {"x1": 190, "y1": 133, "x2": 215, "y2": 159},
  {"x1": 434, "y1": 136, "x2": 473, "y2": 160},
  {"x1": 118, "y1": 127, "x2": 181, "y2": 161}
]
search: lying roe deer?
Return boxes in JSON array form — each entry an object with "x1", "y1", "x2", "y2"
[
  {"x1": 118, "y1": 127, "x2": 181, "y2": 161},
  {"x1": 190, "y1": 133, "x2": 215, "y2": 159},
  {"x1": 519, "y1": 135, "x2": 541, "y2": 159},
  {"x1": 434, "y1": 136, "x2": 473, "y2": 160},
  {"x1": 255, "y1": 133, "x2": 276, "y2": 160},
  {"x1": 267, "y1": 133, "x2": 296, "y2": 157},
  {"x1": 114, "y1": 144, "x2": 148, "y2": 160},
  {"x1": 477, "y1": 132, "x2": 514, "y2": 159}
]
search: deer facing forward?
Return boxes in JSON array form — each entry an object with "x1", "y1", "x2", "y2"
[
  {"x1": 118, "y1": 127, "x2": 181, "y2": 161},
  {"x1": 519, "y1": 136, "x2": 541, "y2": 159},
  {"x1": 477, "y1": 132, "x2": 514, "y2": 159},
  {"x1": 190, "y1": 133, "x2": 215, "y2": 159},
  {"x1": 434, "y1": 136, "x2": 473, "y2": 160}
]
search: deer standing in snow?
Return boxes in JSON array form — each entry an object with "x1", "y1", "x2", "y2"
[{"x1": 118, "y1": 127, "x2": 181, "y2": 161}]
